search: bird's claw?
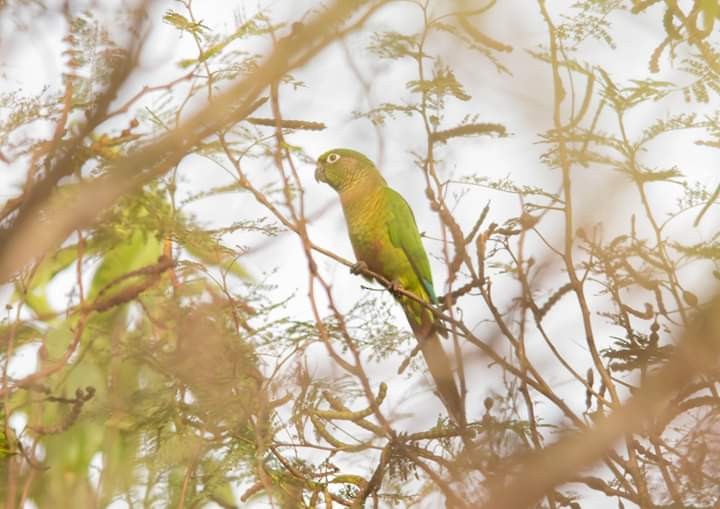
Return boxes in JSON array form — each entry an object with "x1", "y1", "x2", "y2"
[
  {"x1": 388, "y1": 280, "x2": 401, "y2": 294},
  {"x1": 350, "y1": 261, "x2": 369, "y2": 275}
]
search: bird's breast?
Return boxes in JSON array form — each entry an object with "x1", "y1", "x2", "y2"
[{"x1": 340, "y1": 188, "x2": 389, "y2": 270}]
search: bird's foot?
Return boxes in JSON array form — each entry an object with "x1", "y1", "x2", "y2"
[
  {"x1": 350, "y1": 260, "x2": 369, "y2": 276},
  {"x1": 388, "y1": 279, "x2": 402, "y2": 295}
]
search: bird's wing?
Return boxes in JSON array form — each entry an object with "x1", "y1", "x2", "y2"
[{"x1": 383, "y1": 187, "x2": 438, "y2": 303}]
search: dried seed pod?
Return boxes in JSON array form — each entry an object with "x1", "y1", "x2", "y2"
[
  {"x1": 484, "y1": 397, "x2": 494, "y2": 412},
  {"x1": 683, "y1": 290, "x2": 698, "y2": 306}
]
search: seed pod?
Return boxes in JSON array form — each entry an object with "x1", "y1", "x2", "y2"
[
  {"x1": 484, "y1": 397, "x2": 494, "y2": 412},
  {"x1": 683, "y1": 290, "x2": 698, "y2": 306}
]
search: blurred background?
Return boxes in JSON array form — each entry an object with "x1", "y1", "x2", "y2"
[{"x1": 0, "y1": 0, "x2": 719, "y2": 507}]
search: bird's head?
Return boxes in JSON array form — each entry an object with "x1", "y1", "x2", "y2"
[{"x1": 315, "y1": 148, "x2": 381, "y2": 192}]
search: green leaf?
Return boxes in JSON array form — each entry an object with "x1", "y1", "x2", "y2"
[
  {"x1": 184, "y1": 240, "x2": 251, "y2": 281},
  {"x1": 0, "y1": 404, "x2": 10, "y2": 459},
  {"x1": 701, "y1": 0, "x2": 719, "y2": 31},
  {"x1": 407, "y1": 66, "x2": 471, "y2": 101},
  {"x1": 162, "y1": 10, "x2": 209, "y2": 36},
  {"x1": 89, "y1": 229, "x2": 163, "y2": 301},
  {"x1": 17, "y1": 245, "x2": 79, "y2": 316},
  {"x1": 672, "y1": 241, "x2": 720, "y2": 260},
  {"x1": 631, "y1": 167, "x2": 683, "y2": 183},
  {"x1": 368, "y1": 31, "x2": 421, "y2": 60},
  {"x1": 44, "y1": 320, "x2": 75, "y2": 360},
  {"x1": 0, "y1": 322, "x2": 43, "y2": 351}
]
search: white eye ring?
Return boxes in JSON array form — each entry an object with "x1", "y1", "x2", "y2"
[{"x1": 326, "y1": 153, "x2": 340, "y2": 164}]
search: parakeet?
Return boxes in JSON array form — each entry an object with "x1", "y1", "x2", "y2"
[{"x1": 315, "y1": 148, "x2": 465, "y2": 425}]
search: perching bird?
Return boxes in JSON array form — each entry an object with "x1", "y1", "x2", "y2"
[{"x1": 315, "y1": 148, "x2": 465, "y2": 425}]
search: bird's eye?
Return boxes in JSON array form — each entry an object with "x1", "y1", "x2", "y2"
[{"x1": 326, "y1": 153, "x2": 341, "y2": 164}]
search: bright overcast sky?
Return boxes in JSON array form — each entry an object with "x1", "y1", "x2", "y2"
[{"x1": 1, "y1": 1, "x2": 719, "y2": 507}]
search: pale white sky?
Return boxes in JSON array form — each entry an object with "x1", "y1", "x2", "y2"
[{"x1": 1, "y1": 1, "x2": 719, "y2": 507}]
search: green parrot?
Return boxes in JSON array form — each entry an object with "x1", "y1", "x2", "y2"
[{"x1": 315, "y1": 148, "x2": 465, "y2": 425}]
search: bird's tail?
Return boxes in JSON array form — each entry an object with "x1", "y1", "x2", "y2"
[{"x1": 405, "y1": 309, "x2": 466, "y2": 427}]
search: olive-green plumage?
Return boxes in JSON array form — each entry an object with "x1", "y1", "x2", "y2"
[{"x1": 315, "y1": 148, "x2": 465, "y2": 425}]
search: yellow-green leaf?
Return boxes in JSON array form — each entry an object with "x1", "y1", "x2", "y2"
[
  {"x1": 89, "y1": 229, "x2": 163, "y2": 301},
  {"x1": 185, "y1": 241, "x2": 251, "y2": 281},
  {"x1": 16, "y1": 245, "x2": 79, "y2": 316}
]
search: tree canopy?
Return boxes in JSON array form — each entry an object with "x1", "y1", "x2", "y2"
[{"x1": 0, "y1": 0, "x2": 719, "y2": 507}]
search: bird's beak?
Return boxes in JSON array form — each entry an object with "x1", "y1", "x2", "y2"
[{"x1": 314, "y1": 163, "x2": 326, "y2": 183}]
